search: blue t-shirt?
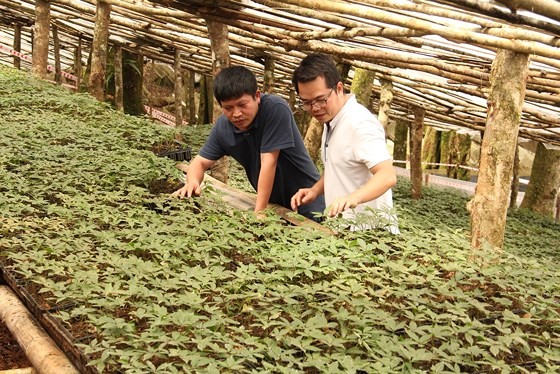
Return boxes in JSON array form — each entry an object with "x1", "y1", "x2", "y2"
[{"x1": 199, "y1": 94, "x2": 325, "y2": 219}]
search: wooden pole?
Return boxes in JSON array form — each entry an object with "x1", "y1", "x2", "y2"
[
  {"x1": 496, "y1": 0, "x2": 560, "y2": 23},
  {"x1": 206, "y1": 18, "x2": 231, "y2": 183},
  {"x1": 13, "y1": 24, "x2": 21, "y2": 69},
  {"x1": 183, "y1": 69, "x2": 196, "y2": 125},
  {"x1": 509, "y1": 142, "x2": 520, "y2": 209},
  {"x1": 519, "y1": 142, "x2": 560, "y2": 217},
  {"x1": 378, "y1": 78, "x2": 393, "y2": 132},
  {"x1": 468, "y1": 49, "x2": 529, "y2": 251},
  {"x1": 350, "y1": 68, "x2": 375, "y2": 110},
  {"x1": 393, "y1": 118, "x2": 408, "y2": 165},
  {"x1": 31, "y1": 0, "x2": 50, "y2": 79},
  {"x1": 52, "y1": 24, "x2": 61, "y2": 84},
  {"x1": 411, "y1": 106, "x2": 424, "y2": 199},
  {"x1": 88, "y1": 0, "x2": 111, "y2": 101},
  {"x1": 174, "y1": 48, "x2": 184, "y2": 127},
  {"x1": 263, "y1": 56, "x2": 275, "y2": 94},
  {"x1": 0, "y1": 286, "x2": 79, "y2": 374},
  {"x1": 73, "y1": 35, "x2": 82, "y2": 91},
  {"x1": 114, "y1": 45, "x2": 123, "y2": 111}
]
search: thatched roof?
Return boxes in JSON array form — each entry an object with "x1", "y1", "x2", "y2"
[{"x1": 1, "y1": 0, "x2": 559, "y2": 145}]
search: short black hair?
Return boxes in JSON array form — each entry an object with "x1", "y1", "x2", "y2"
[
  {"x1": 292, "y1": 53, "x2": 341, "y2": 94},
  {"x1": 213, "y1": 66, "x2": 258, "y2": 104}
]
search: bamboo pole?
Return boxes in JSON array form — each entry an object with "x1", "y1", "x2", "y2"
[{"x1": 0, "y1": 286, "x2": 79, "y2": 374}]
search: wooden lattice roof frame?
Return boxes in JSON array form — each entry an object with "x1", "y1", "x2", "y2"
[{"x1": 0, "y1": 0, "x2": 559, "y2": 146}]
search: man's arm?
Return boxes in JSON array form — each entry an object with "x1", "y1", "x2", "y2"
[
  {"x1": 172, "y1": 155, "x2": 216, "y2": 198},
  {"x1": 254, "y1": 150, "x2": 280, "y2": 212},
  {"x1": 327, "y1": 160, "x2": 396, "y2": 217}
]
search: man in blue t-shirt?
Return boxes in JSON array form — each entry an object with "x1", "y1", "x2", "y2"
[{"x1": 173, "y1": 66, "x2": 325, "y2": 221}]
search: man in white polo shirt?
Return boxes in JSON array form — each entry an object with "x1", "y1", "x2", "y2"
[{"x1": 290, "y1": 53, "x2": 399, "y2": 233}]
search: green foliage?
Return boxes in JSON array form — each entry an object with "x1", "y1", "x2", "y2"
[{"x1": 1, "y1": 66, "x2": 559, "y2": 373}]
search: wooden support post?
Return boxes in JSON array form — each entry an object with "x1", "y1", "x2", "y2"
[
  {"x1": 122, "y1": 49, "x2": 144, "y2": 115},
  {"x1": 509, "y1": 142, "x2": 520, "y2": 209},
  {"x1": 183, "y1": 69, "x2": 196, "y2": 125},
  {"x1": 411, "y1": 106, "x2": 425, "y2": 199},
  {"x1": 393, "y1": 118, "x2": 408, "y2": 166},
  {"x1": 88, "y1": 0, "x2": 111, "y2": 101},
  {"x1": 263, "y1": 56, "x2": 275, "y2": 94},
  {"x1": 114, "y1": 45, "x2": 123, "y2": 111},
  {"x1": 31, "y1": 0, "x2": 50, "y2": 79},
  {"x1": 174, "y1": 48, "x2": 184, "y2": 128},
  {"x1": 206, "y1": 18, "x2": 231, "y2": 183},
  {"x1": 73, "y1": 35, "x2": 82, "y2": 91},
  {"x1": 52, "y1": 24, "x2": 61, "y2": 84},
  {"x1": 468, "y1": 49, "x2": 529, "y2": 251},
  {"x1": 351, "y1": 68, "x2": 375, "y2": 110},
  {"x1": 520, "y1": 142, "x2": 560, "y2": 217},
  {"x1": 13, "y1": 24, "x2": 21, "y2": 69},
  {"x1": 378, "y1": 78, "x2": 393, "y2": 132}
]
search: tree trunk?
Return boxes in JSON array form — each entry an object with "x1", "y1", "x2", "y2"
[
  {"x1": 197, "y1": 75, "x2": 208, "y2": 125},
  {"x1": 114, "y1": 46, "x2": 123, "y2": 112},
  {"x1": 32, "y1": 0, "x2": 50, "y2": 79},
  {"x1": 263, "y1": 56, "x2": 275, "y2": 93},
  {"x1": 174, "y1": 48, "x2": 184, "y2": 128},
  {"x1": 52, "y1": 24, "x2": 61, "y2": 84},
  {"x1": 520, "y1": 142, "x2": 560, "y2": 217},
  {"x1": 446, "y1": 132, "x2": 471, "y2": 180},
  {"x1": 304, "y1": 117, "x2": 323, "y2": 165},
  {"x1": 122, "y1": 49, "x2": 144, "y2": 115},
  {"x1": 206, "y1": 76, "x2": 215, "y2": 123},
  {"x1": 88, "y1": 0, "x2": 111, "y2": 101},
  {"x1": 13, "y1": 24, "x2": 21, "y2": 69},
  {"x1": 411, "y1": 106, "x2": 425, "y2": 199},
  {"x1": 206, "y1": 18, "x2": 231, "y2": 183},
  {"x1": 446, "y1": 131, "x2": 459, "y2": 178},
  {"x1": 351, "y1": 68, "x2": 375, "y2": 110},
  {"x1": 393, "y1": 118, "x2": 408, "y2": 167},
  {"x1": 509, "y1": 142, "x2": 520, "y2": 209},
  {"x1": 456, "y1": 133, "x2": 472, "y2": 181},
  {"x1": 467, "y1": 49, "x2": 529, "y2": 251},
  {"x1": 422, "y1": 126, "x2": 439, "y2": 170},
  {"x1": 183, "y1": 69, "x2": 196, "y2": 125},
  {"x1": 74, "y1": 36, "x2": 82, "y2": 91},
  {"x1": 336, "y1": 62, "x2": 351, "y2": 86},
  {"x1": 378, "y1": 78, "x2": 393, "y2": 132},
  {"x1": 440, "y1": 130, "x2": 450, "y2": 161}
]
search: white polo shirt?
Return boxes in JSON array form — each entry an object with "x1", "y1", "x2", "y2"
[{"x1": 322, "y1": 94, "x2": 398, "y2": 232}]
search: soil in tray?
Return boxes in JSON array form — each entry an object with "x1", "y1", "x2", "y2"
[{"x1": 0, "y1": 318, "x2": 32, "y2": 369}]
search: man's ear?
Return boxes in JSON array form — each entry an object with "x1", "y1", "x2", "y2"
[{"x1": 255, "y1": 90, "x2": 261, "y2": 103}]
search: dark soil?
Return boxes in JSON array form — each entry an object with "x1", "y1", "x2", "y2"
[{"x1": 0, "y1": 319, "x2": 32, "y2": 370}]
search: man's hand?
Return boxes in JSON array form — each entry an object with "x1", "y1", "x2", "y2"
[
  {"x1": 327, "y1": 194, "x2": 360, "y2": 217},
  {"x1": 171, "y1": 182, "x2": 201, "y2": 199},
  {"x1": 291, "y1": 188, "x2": 318, "y2": 211}
]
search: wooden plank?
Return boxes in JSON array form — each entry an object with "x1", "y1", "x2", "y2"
[{"x1": 177, "y1": 163, "x2": 333, "y2": 235}]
